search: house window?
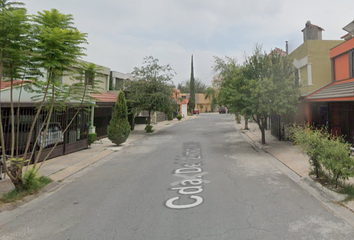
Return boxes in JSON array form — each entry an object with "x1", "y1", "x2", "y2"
[
  {"x1": 350, "y1": 50, "x2": 354, "y2": 78},
  {"x1": 85, "y1": 70, "x2": 94, "y2": 85}
]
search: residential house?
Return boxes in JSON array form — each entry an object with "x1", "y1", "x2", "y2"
[
  {"x1": 305, "y1": 20, "x2": 354, "y2": 142},
  {"x1": 60, "y1": 60, "x2": 120, "y2": 138},
  {"x1": 271, "y1": 21, "x2": 342, "y2": 140},
  {"x1": 110, "y1": 71, "x2": 134, "y2": 90},
  {"x1": 196, "y1": 94, "x2": 213, "y2": 113},
  {"x1": 0, "y1": 60, "x2": 126, "y2": 162},
  {"x1": 290, "y1": 21, "x2": 342, "y2": 97},
  {"x1": 179, "y1": 92, "x2": 216, "y2": 114},
  {"x1": 0, "y1": 80, "x2": 91, "y2": 162}
]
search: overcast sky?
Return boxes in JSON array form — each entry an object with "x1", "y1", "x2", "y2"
[{"x1": 23, "y1": 0, "x2": 354, "y2": 87}]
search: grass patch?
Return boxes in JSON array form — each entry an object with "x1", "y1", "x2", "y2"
[
  {"x1": 338, "y1": 183, "x2": 354, "y2": 202},
  {"x1": 0, "y1": 176, "x2": 52, "y2": 203}
]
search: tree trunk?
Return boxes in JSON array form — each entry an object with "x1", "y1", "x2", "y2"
[
  {"x1": 315, "y1": 167, "x2": 319, "y2": 179},
  {"x1": 13, "y1": 178, "x2": 24, "y2": 191},
  {"x1": 244, "y1": 116, "x2": 249, "y2": 130},
  {"x1": 261, "y1": 127, "x2": 266, "y2": 144},
  {"x1": 261, "y1": 117, "x2": 267, "y2": 144},
  {"x1": 148, "y1": 110, "x2": 151, "y2": 126}
]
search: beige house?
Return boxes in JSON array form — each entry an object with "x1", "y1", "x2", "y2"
[
  {"x1": 272, "y1": 21, "x2": 343, "y2": 140},
  {"x1": 289, "y1": 21, "x2": 342, "y2": 97},
  {"x1": 180, "y1": 93, "x2": 215, "y2": 113},
  {"x1": 195, "y1": 93, "x2": 214, "y2": 112},
  {"x1": 61, "y1": 60, "x2": 111, "y2": 92}
]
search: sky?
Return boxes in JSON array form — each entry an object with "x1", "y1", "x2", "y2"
[{"x1": 23, "y1": 0, "x2": 354, "y2": 87}]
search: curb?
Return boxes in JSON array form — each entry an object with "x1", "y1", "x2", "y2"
[
  {"x1": 302, "y1": 176, "x2": 347, "y2": 202},
  {"x1": 239, "y1": 127, "x2": 348, "y2": 203},
  {"x1": 238, "y1": 125, "x2": 354, "y2": 227}
]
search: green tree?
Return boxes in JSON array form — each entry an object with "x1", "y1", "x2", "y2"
[
  {"x1": 214, "y1": 57, "x2": 251, "y2": 129},
  {"x1": 0, "y1": 5, "x2": 89, "y2": 191},
  {"x1": 245, "y1": 46, "x2": 299, "y2": 144},
  {"x1": 215, "y1": 45, "x2": 300, "y2": 144},
  {"x1": 108, "y1": 91, "x2": 131, "y2": 145},
  {"x1": 188, "y1": 55, "x2": 195, "y2": 114},
  {"x1": 127, "y1": 56, "x2": 175, "y2": 129},
  {"x1": 177, "y1": 78, "x2": 207, "y2": 93},
  {"x1": 26, "y1": 9, "x2": 88, "y2": 170}
]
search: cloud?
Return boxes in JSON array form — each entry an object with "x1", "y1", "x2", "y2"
[{"x1": 23, "y1": 0, "x2": 354, "y2": 86}]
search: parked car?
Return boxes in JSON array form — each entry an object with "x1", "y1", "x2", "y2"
[
  {"x1": 38, "y1": 122, "x2": 63, "y2": 148},
  {"x1": 193, "y1": 109, "x2": 200, "y2": 114},
  {"x1": 219, "y1": 107, "x2": 226, "y2": 114}
]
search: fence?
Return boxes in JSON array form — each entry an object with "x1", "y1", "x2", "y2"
[{"x1": 0, "y1": 106, "x2": 90, "y2": 163}]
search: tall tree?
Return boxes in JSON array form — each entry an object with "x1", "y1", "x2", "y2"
[
  {"x1": 127, "y1": 56, "x2": 175, "y2": 129},
  {"x1": 177, "y1": 78, "x2": 206, "y2": 93},
  {"x1": 188, "y1": 55, "x2": 195, "y2": 114},
  {"x1": 0, "y1": 5, "x2": 89, "y2": 190},
  {"x1": 0, "y1": 0, "x2": 32, "y2": 189}
]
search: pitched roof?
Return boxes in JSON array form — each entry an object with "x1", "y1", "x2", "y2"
[
  {"x1": 91, "y1": 92, "x2": 118, "y2": 102},
  {"x1": 0, "y1": 80, "x2": 31, "y2": 90},
  {"x1": 269, "y1": 47, "x2": 287, "y2": 56},
  {"x1": 306, "y1": 80, "x2": 354, "y2": 101}
]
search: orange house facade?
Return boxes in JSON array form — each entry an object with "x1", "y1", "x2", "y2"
[{"x1": 305, "y1": 24, "x2": 354, "y2": 142}]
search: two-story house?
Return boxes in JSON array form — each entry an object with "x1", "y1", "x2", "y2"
[
  {"x1": 305, "y1": 20, "x2": 354, "y2": 142},
  {"x1": 290, "y1": 21, "x2": 342, "y2": 121},
  {"x1": 272, "y1": 21, "x2": 343, "y2": 140},
  {"x1": 0, "y1": 59, "x2": 128, "y2": 161}
]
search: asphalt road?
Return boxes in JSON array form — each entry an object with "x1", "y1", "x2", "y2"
[{"x1": 1, "y1": 114, "x2": 354, "y2": 240}]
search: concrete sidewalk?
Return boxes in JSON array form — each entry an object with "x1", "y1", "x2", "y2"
[
  {"x1": 0, "y1": 115, "x2": 198, "y2": 197},
  {"x1": 238, "y1": 120, "x2": 310, "y2": 178},
  {"x1": 236, "y1": 118, "x2": 354, "y2": 213}
]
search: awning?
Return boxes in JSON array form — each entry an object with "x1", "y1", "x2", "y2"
[{"x1": 306, "y1": 80, "x2": 354, "y2": 101}]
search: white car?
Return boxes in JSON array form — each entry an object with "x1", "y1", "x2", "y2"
[{"x1": 38, "y1": 122, "x2": 64, "y2": 148}]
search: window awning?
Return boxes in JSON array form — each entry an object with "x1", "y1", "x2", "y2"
[{"x1": 306, "y1": 80, "x2": 354, "y2": 101}]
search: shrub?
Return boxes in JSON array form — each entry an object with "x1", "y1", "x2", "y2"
[
  {"x1": 320, "y1": 137, "x2": 354, "y2": 188},
  {"x1": 289, "y1": 125, "x2": 329, "y2": 178},
  {"x1": 23, "y1": 169, "x2": 39, "y2": 191},
  {"x1": 107, "y1": 90, "x2": 131, "y2": 145},
  {"x1": 167, "y1": 111, "x2": 173, "y2": 121},
  {"x1": 177, "y1": 114, "x2": 182, "y2": 121},
  {"x1": 145, "y1": 125, "x2": 154, "y2": 133},
  {"x1": 88, "y1": 133, "x2": 97, "y2": 146}
]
